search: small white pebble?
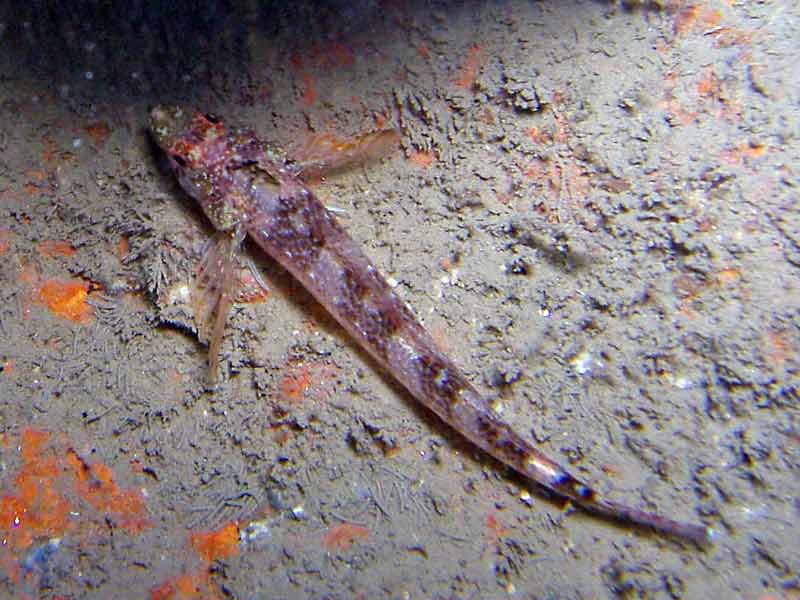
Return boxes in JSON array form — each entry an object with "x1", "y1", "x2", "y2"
[
  {"x1": 673, "y1": 375, "x2": 693, "y2": 389},
  {"x1": 166, "y1": 283, "x2": 190, "y2": 305},
  {"x1": 72, "y1": 138, "x2": 82, "y2": 148},
  {"x1": 240, "y1": 518, "x2": 272, "y2": 542},
  {"x1": 570, "y1": 350, "x2": 594, "y2": 375}
]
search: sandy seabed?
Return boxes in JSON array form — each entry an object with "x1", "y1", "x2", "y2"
[{"x1": 0, "y1": 1, "x2": 797, "y2": 598}]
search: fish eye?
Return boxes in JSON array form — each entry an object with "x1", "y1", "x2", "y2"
[
  {"x1": 204, "y1": 113, "x2": 219, "y2": 124},
  {"x1": 173, "y1": 154, "x2": 187, "y2": 167}
]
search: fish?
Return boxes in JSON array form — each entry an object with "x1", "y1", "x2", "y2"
[{"x1": 148, "y1": 105, "x2": 713, "y2": 544}]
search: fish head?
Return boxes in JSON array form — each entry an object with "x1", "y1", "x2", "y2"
[
  {"x1": 149, "y1": 105, "x2": 227, "y2": 172},
  {"x1": 149, "y1": 106, "x2": 247, "y2": 232}
]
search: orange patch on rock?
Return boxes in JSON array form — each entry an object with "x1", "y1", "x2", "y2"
[
  {"x1": 0, "y1": 430, "x2": 71, "y2": 556},
  {"x1": 323, "y1": 523, "x2": 369, "y2": 551},
  {"x1": 661, "y1": 98, "x2": 699, "y2": 126},
  {"x1": 0, "y1": 229, "x2": 11, "y2": 255},
  {"x1": 190, "y1": 522, "x2": 240, "y2": 562},
  {"x1": 713, "y1": 27, "x2": 754, "y2": 51},
  {"x1": 86, "y1": 122, "x2": 111, "y2": 146},
  {"x1": 235, "y1": 266, "x2": 270, "y2": 304},
  {"x1": 696, "y1": 69, "x2": 722, "y2": 100},
  {"x1": 409, "y1": 149, "x2": 435, "y2": 168},
  {"x1": 67, "y1": 451, "x2": 149, "y2": 533},
  {"x1": 24, "y1": 168, "x2": 47, "y2": 182},
  {"x1": 280, "y1": 363, "x2": 313, "y2": 403},
  {"x1": 41, "y1": 137, "x2": 60, "y2": 164},
  {"x1": 117, "y1": 235, "x2": 130, "y2": 259},
  {"x1": 151, "y1": 522, "x2": 240, "y2": 598},
  {"x1": 522, "y1": 157, "x2": 550, "y2": 181},
  {"x1": 1, "y1": 359, "x2": 14, "y2": 376},
  {"x1": 36, "y1": 278, "x2": 93, "y2": 324},
  {"x1": 719, "y1": 141, "x2": 767, "y2": 165},
  {"x1": 329, "y1": 42, "x2": 355, "y2": 68},
  {"x1": 18, "y1": 263, "x2": 40, "y2": 287},
  {"x1": 1, "y1": 429, "x2": 150, "y2": 585},
  {"x1": 526, "y1": 126, "x2": 553, "y2": 145},
  {"x1": 36, "y1": 239, "x2": 77, "y2": 258},
  {"x1": 700, "y1": 8, "x2": 722, "y2": 29},
  {"x1": 673, "y1": 5, "x2": 700, "y2": 36},
  {"x1": 454, "y1": 44, "x2": 486, "y2": 90},
  {"x1": 21, "y1": 170, "x2": 48, "y2": 196},
  {"x1": 300, "y1": 72, "x2": 317, "y2": 107},
  {"x1": 279, "y1": 361, "x2": 339, "y2": 404},
  {"x1": 716, "y1": 267, "x2": 741, "y2": 286},
  {"x1": 150, "y1": 572, "x2": 211, "y2": 600},
  {"x1": 486, "y1": 512, "x2": 509, "y2": 544},
  {"x1": 765, "y1": 330, "x2": 794, "y2": 368}
]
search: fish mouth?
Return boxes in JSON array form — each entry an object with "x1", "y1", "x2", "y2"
[{"x1": 148, "y1": 105, "x2": 189, "y2": 149}]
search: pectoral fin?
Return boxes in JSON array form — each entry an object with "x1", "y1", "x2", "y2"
[
  {"x1": 291, "y1": 129, "x2": 400, "y2": 180},
  {"x1": 193, "y1": 230, "x2": 244, "y2": 382}
]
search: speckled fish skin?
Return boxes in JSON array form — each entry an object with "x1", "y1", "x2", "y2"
[{"x1": 149, "y1": 106, "x2": 712, "y2": 544}]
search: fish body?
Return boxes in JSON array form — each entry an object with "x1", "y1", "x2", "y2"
[{"x1": 149, "y1": 106, "x2": 711, "y2": 543}]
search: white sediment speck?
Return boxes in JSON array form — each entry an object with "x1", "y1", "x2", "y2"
[
  {"x1": 673, "y1": 375, "x2": 693, "y2": 389},
  {"x1": 570, "y1": 350, "x2": 596, "y2": 375},
  {"x1": 166, "y1": 283, "x2": 190, "y2": 305},
  {"x1": 240, "y1": 518, "x2": 272, "y2": 543}
]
